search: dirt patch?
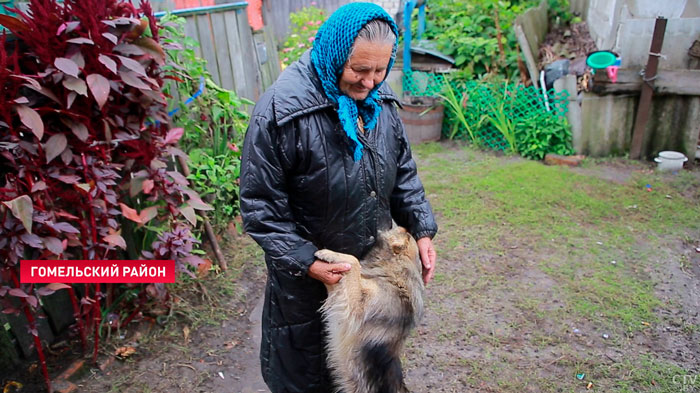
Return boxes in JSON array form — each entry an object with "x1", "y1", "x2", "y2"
[
  {"x1": 57, "y1": 146, "x2": 700, "y2": 392},
  {"x1": 72, "y1": 238, "x2": 270, "y2": 393},
  {"x1": 572, "y1": 157, "x2": 653, "y2": 184}
]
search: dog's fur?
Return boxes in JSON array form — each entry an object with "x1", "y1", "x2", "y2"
[{"x1": 314, "y1": 226, "x2": 425, "y2": 393}]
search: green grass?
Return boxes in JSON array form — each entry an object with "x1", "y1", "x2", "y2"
[{"x1": 409, "y1": 142, "x2": 700, "y2": 392}]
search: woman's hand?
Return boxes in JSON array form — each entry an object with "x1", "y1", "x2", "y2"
[
  {"x1": 416, "y1": 237, "x2": 437, "y2": 285},
  {"x1": 308, "y1": 260, "x2": 352, "y2": 285}
]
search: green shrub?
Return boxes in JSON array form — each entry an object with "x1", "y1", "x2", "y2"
[
  {"x1": 280, "y1": 5, "x2": 327, "y2": 68},
  {"x1": 421, "y1": 0, "x2": 538, "y2": 80},
  {"x1": 160, "y1": 14, "x2": 252, "y2": 231},
  {"x1": 516, "y1": 114, "x2": 575, "y2": 160},
  {"x1": 186, "y1": 148, "x2": 241, "y2": 229}
]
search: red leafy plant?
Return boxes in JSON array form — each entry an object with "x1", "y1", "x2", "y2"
[{"x1": 0, "y1": 0, "x2": 211, "y2": 390}]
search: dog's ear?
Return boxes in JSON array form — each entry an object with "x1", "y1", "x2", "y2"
[{"x1": 389, "y1": 233, "x2": 408, "y2": 255}]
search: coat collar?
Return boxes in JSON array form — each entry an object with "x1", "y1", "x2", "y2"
[{"x1": 272, "y1": 51, "x2": 400, "y2": 126}]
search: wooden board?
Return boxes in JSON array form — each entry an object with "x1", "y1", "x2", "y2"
[
  {"x1": 211, "y1": 11, "x2": 235, "y2": 91},
  {"x1": 592, "y1": 69, "x2": 700, "y2": 96},
  {"x1": 195, "y1": 13, "x2": 221, "y2": 86},
  {"x1": 224, "y1": 10, "x2": 249, "y2": 99},
  {"x1": 235, "y1": 8, "x2": 261, "y2": 100},
  {"x1": 183, "y1": 16, "x2": 202, "y2": 58},
  {"x1": 514, "y1": 0, "x2": 549, "y2": 88}
]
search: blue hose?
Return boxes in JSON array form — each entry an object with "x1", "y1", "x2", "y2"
[{"x1": 168, "y1": 76, "x2": 206, "y2": 117}]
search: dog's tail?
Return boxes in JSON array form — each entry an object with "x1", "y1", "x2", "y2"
[{"x1": 361, "y1": 342, "x2": 410, "y2": 393}]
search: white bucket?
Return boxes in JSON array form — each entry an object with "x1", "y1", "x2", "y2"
[{"x1": 654, "y1": 151, "x2": 687, "y2": 172}]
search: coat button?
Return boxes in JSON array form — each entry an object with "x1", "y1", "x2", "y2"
[
  {"x1": 369, "y1": 236, "x2": 375, "y2": 243},
  {"x1": 370, "y1": 191, "x2": 376, "y2": 197}
]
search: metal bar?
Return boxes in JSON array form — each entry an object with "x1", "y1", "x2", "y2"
[
  {"x1": 629, "y1": 17, "x2": 667, "y2": 160},
  {"x1": 153, "y1": 2, "x2": 247, "y2": 18},
  {"x1": 403, "y1": 0, "x2": 416, "y2": 72},
  {"x1": 417, "y1": 3, "x2": 425, "y2": 40}
]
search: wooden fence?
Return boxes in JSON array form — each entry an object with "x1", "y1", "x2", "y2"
[
  {"x1": 263, "y1": 0, "x2": 403, "y2": 44},
  {"x1": 264, "y1": 0, "x2": 346, "y2": 43},
  {"x1": 155, "y1": 2, "x2": 280, "y2": 102}
]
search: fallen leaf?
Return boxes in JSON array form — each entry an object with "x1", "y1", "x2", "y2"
[
  {"x1": 183, "y1": 325, "x2": 190, "y2": 343},
  {"x1": 196, "y1": 259, "x2": 212, "y2": 278},
  {"x1": 115, "y1": 346, "x2": 137, "y2": 359}
]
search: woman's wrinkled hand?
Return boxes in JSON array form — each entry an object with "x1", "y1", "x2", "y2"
[
  {"x1": 308, "y1": 260, "x2": 352, "y2": 285},
  {"x1": 416, "y1": 237, "x2": 437, "y2": 285}
]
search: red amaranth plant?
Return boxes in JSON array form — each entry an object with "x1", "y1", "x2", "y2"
[{"x1": 0, "y1": 0, "x2": 210, "y2": 390}]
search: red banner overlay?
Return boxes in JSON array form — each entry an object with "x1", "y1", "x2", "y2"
[{"x1": 20, "y1": 260, "x2": 175, "y2": 283}]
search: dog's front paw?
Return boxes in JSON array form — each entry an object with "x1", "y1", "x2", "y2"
[{"x1": 315, "y1": 249, "x2": 355, "y2": 265}]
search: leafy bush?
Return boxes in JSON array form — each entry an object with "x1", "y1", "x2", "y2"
[
  {"x1": 186, "y1": 147, "x2": 241, "y2": 229},
  {"x1": 159, "y1": 14, "x2": 251, "y2": 231},
  {"x1": 440, "y1": 78, "x2": 573, "y2": 160},
  {"x1": 516, "y1": 114, "x2": 575, "y2": 160},
  {"x1": 279, "y1": 5, "x2": 326, "y2": 68},
  {"x1": 160, "y1": 14, "x2": 251, "y2": 153},
  {"x1": 0, "y1": 0, "x2": 210, "y2": 387},
  {"x1": 421, "y1": 0, "x2": 538, "y2": 80}
]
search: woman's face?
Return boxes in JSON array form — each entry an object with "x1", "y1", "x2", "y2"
[{"x1": 339, "y1": 40, "x2": 393, "y2": 101}]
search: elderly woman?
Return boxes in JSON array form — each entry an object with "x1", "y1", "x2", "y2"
[{"x1": 240, "y1": 3, "x2": 438, "y2": 392}]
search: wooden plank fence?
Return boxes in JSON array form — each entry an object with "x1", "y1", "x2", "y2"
[
  {"x1": 156, "y1": 3, "x2": 280, "y2": 102},
  {"x1": 263, "y1": 0, "x2": 402, "y2": 45}
]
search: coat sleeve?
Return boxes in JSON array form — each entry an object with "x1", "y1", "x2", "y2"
[
  {"x1": 389, "y1": 112, "x2": 438, "y2": 240},
  {"x1": 240, "y1": 114, "x2": 318, "y2": 278}
]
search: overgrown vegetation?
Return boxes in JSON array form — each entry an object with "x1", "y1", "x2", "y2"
[
  {"x1": 421, "y1": 0, "x2": 532, "y2": 80},
  {"x1": 279, "y1": 4, "x2": 326, "y2": 68},
  {"x1": 160, "y1": 14, "x2": 252, "y2": 231},
  {"x1": 404, "y1": 0, "x2": 577, "y2": 160},
  {"x1": 419, "y1": 0, "x2": 573, "y2": 81},
  {"x1": 437, "y1": 78, "x2": 574, "y2": 158},
  {"x1": 0, "y1": 1, "x2": 214, "y2": 389}
]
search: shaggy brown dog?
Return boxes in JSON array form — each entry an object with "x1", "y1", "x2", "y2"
[{"x1": 314, "y1": 226, "x2": 425, "y2": 393}]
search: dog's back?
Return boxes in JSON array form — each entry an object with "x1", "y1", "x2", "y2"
[{"x1": 315, "y1": 227, "x2": 424, "y2": 393}]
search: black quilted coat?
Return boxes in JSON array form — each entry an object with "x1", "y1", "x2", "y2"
[{"x1": 240, "y1": 52, "x2": 438, "y2": 393}]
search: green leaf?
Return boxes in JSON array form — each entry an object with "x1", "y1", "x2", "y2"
[{"x1": 3, "y1": 195, "x2": 33, "y2": 234}]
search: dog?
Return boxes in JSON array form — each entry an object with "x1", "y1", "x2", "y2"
[{"x1": 314, "y1": 226, "x2": 425, "y2": 393}]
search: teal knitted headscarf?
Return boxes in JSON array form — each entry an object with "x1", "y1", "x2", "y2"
[{"x1": 311, "y1": 3, "x2": 398, "y2": 161}]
